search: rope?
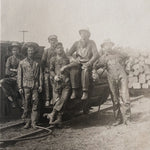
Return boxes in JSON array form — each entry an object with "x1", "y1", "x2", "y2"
[{"x1": 0, "y1": 125, "x2": 53, "y2": 143}]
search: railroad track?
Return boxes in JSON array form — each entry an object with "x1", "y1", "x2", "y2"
[{"x1": 0, "y1": 95, "x2": 144, "y2": 147}]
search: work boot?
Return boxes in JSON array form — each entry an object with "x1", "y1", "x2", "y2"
[
  {"x1": 112, "y1": 119, "x2": 123, "y2": 126},
  {"x1": 50, "y1": 113, "x2": 62, "y2": 125},
  {"x1": 81, "y1": 91, "x2": 88, "y2": 100},
  {"x1": 48, "y1": 110, "x2": 57, "y2": 124},
  {"x1": 23, "y1": 121, "x2": 31, "y2": 129},
  {"x1": 45, "y1": 100, "x2": 50, "y2": 107},
  {"x1": 31, "y1": 123, "x2": 37, "y2": 129},
  {"x1": 71, "y1": 89, "x2": 77, "y2": 99}
]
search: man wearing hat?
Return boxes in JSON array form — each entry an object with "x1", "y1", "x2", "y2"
[
  {"x1": 18, "y1": 42, "x2": 43, "y2": 129},
  {"x1": 41, "y1": 35, "x2": 58, "y2": 106},
  {"x1": 0, "y1": 42, "x2": 21, "y2": 107},
  {"x1": 44, "y1": 42, "x2": 71, "y2": 125},
  {"x1": 93, "y1": 40, "x2": 131, "y2": 125},
  {"x1": 67, "y1": 28, "x2": 99, "y2": 100}
]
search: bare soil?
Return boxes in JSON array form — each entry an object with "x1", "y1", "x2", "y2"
[{"x1": 1, "y1": 96, "x2": 150, "y2": 150}]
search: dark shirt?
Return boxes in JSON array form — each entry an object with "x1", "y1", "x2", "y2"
[
  {"x1": 50, "y1": 55, "x2": 70, "y2": 90},
  {"x1": 50, "y1": 55, "x2": 69, "y2": 77},
  {"x1": 5, "y1": 55, "x2": 20, "y2": 77},
  {"x1": 41, "y1": 46, "x2": 56, "y2": 72},
  {"x1": 68, "y1": 40, "x2": 99, "y2": 65}
]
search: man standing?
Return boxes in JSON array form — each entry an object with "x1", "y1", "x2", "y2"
[
  {"x1": 93, "y1": 40, "x2": 131, "y2": 125},
  {"x1": 18, "y1": 42, "x2": 42, "y2": 129},
  {"x1": 41, "y1": 35, "x2": 58, "y2": 106},
  {"x1": 45, "y1": 42, "x2": 70, "y2": 125},
  {"x1": 67, "y1": 28, "x2": 99, "y2": 100},
  {"x1": 0, "y1": 42, "x2": 21, "y2": 107}
]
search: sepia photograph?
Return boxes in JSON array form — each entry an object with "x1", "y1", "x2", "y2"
[{"x1": 0, "y1": 0, "x2": 150, "y2": 149}]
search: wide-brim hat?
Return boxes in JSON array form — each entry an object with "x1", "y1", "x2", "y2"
[
  {"x1": 79, "y1": 28, "x2": 91, "y2": 37},
  {"x1": 101, "y1": 39, "x2": 114, "y2": 48},
  {"x1": 22, "y1": 42, "x2": 40, "y2": 54},
  {"x1": 10, "y1": 42, "x2": 21, "y2": 49},
  {"x1": 48, "y1": 35, "x2": 57, "y2": 40}
]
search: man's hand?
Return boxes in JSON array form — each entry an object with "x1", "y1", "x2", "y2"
[
  {"x1": 60, "y1": 66, "x2": 67, "y2": 73},
  {"x1": 82, "y1": 62, "x2": 91, "y2": 69},
  {"x1": 92, "y1": 70, "x2": 99, "y2": 82},
  {"x1": 10, "y1": 69, "x2": 17, "y2": 72},
  {"x1": 38, "y1": 86, "x2": 42, "y2": 93},
  {"x1": 19, "y1": 89, "x2": 23, "y2": 94},
  {"x1": 54, "y1": 75, "x2": 60, "y2": 82}
]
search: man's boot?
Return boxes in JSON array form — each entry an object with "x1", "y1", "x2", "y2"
[
  {"x1": 50, "y1": 113, "x2": 62, "y2": 125},
  {"x1": 48, "y1": 110, "x2": 57, "y2": 124},
  {"x1": 23, "y1": 120, "x2": 31, "y2": 129},
  {"x1": 81, "y1": 91, "x2": 88, "y2": 100},
  {"x1": 31, "y1": 122, "x2": 37, "y2": 129},
  {"x1": 71, "y1": 89, "x2": 77, "y2": 99}
]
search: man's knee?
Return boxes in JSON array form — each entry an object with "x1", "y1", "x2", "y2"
[
  {"x1": 70, "y1": 67, "x2": 81, "y2": 76},
  {"x1": 0, "y1": 79, "x2": 5, "y2": 87}
]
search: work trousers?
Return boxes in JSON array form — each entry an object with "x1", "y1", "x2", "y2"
[
  {"x1": 22, "y1": 88, "x2": 39, "y2": 125},
  {"x1": 43, "y1": 73, "x2": 52, "y2": 102},
  {"x1": 0, "y1": 77, "x2": 18, "y2": 100},
  {"x1": 108, "y1": 73, "x2": 131, "y2": 123},
  {"x1": 70, "y1": 64, "x2": 91, "y2": 91},
  {"x1": 53, "y1": 86, "x2": 70, "y2": 112}
]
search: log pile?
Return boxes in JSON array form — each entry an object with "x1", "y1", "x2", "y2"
[{"x1": 126, "y1": 53, "x2": 150, "y2": 89}]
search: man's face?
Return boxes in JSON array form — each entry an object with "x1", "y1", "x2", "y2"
[
  {"x1": 12, "y1": 47, "x2": 19, "y2": 56},
  {"x1": 48, "y1": 38, "x2": 58, "y2": 47},
  {"x1": 56, "y1": 45, "x2": 64, "y2": 55},
  {"x1": 80, "y1": 32, "x2": 89, "y2": 42},
  {"x1": 27, "y1": 47, "x2": 35, "y2": 58}
]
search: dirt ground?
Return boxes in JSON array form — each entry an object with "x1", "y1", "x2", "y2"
[{"x1": 2, "y1": 96, "x2": 150, "y2": 150}]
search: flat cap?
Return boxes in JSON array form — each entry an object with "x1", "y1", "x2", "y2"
[
  {"x1": 79, "y1": 28, "x2": 91, "y2": 37},
  {"x1": 56, "y1": 42, "x2": 63, "y2": 47}
]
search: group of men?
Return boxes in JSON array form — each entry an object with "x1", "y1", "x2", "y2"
[{"x1": 0, "y1": 28, "x2": 131, "y2": 129}]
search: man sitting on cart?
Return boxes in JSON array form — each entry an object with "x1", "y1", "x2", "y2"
[
  {"x1": 0, "y1": 42, "x2": 21, "y2": 108},
  {"x1": 67, "y1": 28, "x2": 99, "y2": 100}
]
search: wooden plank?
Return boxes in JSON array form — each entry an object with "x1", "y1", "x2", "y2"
[{"x1": 132, "y1": 83, "x2": 141, "y2": 89}]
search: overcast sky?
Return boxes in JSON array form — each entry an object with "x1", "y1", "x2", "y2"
[{"x1": 1, "y1": 0, "x2": 150, "y2": 51}]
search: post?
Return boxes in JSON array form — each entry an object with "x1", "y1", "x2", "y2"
[{"x1": 19, "y1": 30, "x2": 28, "y2": 43}]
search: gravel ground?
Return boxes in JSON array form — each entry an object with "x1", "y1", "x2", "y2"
[{"x1": 1, "y1": 96, "x2": 150, "y2": 150}]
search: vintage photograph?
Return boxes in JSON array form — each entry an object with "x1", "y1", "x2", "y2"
[{"x1": 0, "y1": 0, "x2": 150, "y2": 149}]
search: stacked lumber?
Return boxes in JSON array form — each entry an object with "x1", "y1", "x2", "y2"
[{"x1": 126, "y1": 53, "x2": 150, "y2": 89}]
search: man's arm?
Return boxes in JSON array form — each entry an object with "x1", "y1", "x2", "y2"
[
  {"x1": 67, "y1": 41, "x2": 78, "y2": 56},
  {"x1": 5, "y1": 57, "x2": 17, "y2": 77},
  {"x1": 38, "y1": 65, "x2": 43, "y2": 93},
  {"x1": 17, "y1": 62, "x2": 23, "y2": 90},
  {"x1": 93, "y1": 54, "x2": 107, "y2": 70},
  {"x1": 49, "y1": 57, "x2": 56, "y2": 79},
  {"x1": 41, "y1": 49, "x2": 47, "y2": 71},
  {"x1": 88, "y1": 41, "x2": 99, "y2": 65},
  {"x1": 39, "y1": 66, "x2": 43, "y2": 88}
]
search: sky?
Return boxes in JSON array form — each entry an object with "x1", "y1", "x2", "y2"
[{"x1": 1, "y1": 0, "x2": 150, "y2": 51}]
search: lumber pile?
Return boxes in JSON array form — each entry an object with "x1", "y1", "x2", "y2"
[{"x1": 126, "y1": 53, "x2": 150, "y2": 89}]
